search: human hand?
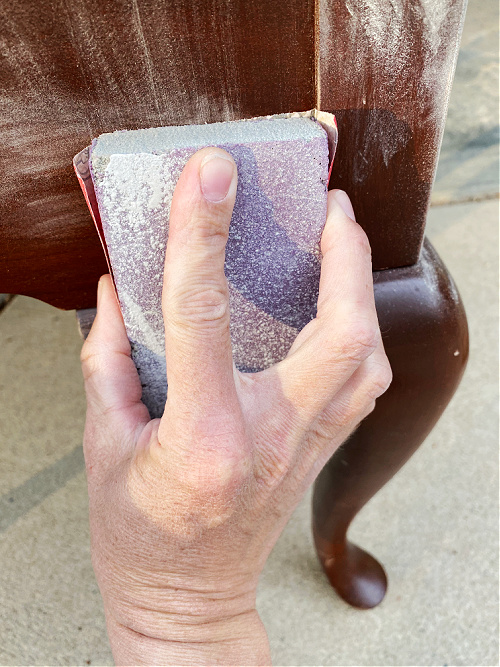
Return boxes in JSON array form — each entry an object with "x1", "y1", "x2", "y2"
[{"x1": 81, "y1": 147, "x2": 391, "y2": 666}]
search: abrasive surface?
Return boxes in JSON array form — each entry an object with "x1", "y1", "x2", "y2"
[{"x1": 91, "y1": 117, "x2": 329, "y2": 418}]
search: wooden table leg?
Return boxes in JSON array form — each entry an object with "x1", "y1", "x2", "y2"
[{"x1": 312, "y1": 238, "x2": 469, "y2": 609}]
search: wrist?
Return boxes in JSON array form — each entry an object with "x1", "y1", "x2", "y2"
[
  {"x1": 105, "y1": 606, "x2": 271, "y2": 666},
  {"x1": 98, "y1": 572, "x2": 271, "y2": 665}
]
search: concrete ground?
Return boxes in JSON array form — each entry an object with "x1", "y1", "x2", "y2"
[{"x1": 0, "y1": 2, "x2": 498, "y2": 666}]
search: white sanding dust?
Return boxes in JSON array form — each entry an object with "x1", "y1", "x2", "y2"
[{"x1": 90, "y1": 116, "x2": 329, "y2": 418}]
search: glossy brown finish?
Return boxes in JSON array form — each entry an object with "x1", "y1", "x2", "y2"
[
  {"x1": 0, "y1": 0, "x2": 315, "y2": 309},
  {"x1": 319, "y1": 0, "x2": 467, "y2": 269},
  {"x1": 312, "y1": 238, "x2": 469, "y2": 608}
]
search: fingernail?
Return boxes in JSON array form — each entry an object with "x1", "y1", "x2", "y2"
[
  {"x1": 200, "y1": 153, "x2": 235, "y2": 203},
  {"x1": 333, "y1": 190, "x2": 356, "y2": 221}
]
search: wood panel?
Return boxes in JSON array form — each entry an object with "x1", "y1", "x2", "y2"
[
  {"x1": 319, "y1": 0, "x2": 467, "y2": 268},
  {"x1": 0, "y1": 1, "x2": 468, "y2": 307},
  {"x1": 0, "y1": 0, "x2": 315, "y2": 309}
]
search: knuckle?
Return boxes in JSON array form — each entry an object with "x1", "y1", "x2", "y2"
[
  {"x1": 80, "y1": 343, "x2": 101, "y2": 380},
  {"x1": 177, "y1": 426, "x2": 248, "y2": 493},
  {"x1": 183, "y1": 453, "x2": 247, "y2": 501},
  {"x1": 308, "y1": 415, "x2": 337, "y2": 448},
  {"x1": 253, "y1": 445, "x2": 292, "y2": 489},
  {"x1": 338, "y1": 318, "x2": 380, "y2": 364},
  {"x1": 190, "y1": 210, "x2": 230, "y2": 242},
  {"x1": 151, "y1": 418, "x2": 251, "y2": 534},
  {"x1": 171, "y1": 283, "x2": 229, "y2": 330},
  {"x1": 320, "y1": 217, "x2": 336, "y2": 253},
  {"x1": 367, "y1": 359, "x2": 393, "y2": 399},
  {"x1": 350, "y1": 223, "x2": 372, "y2": 256},
  {"x1": 80, "y1": 341, "x2": 116, "y2": 385},
  {"x1": 127, "y1": 453, "x2": 247, "y2": 541},
  {"x1": 80, "y1": 338, "x2": 92, "y2": 365},
  {"x1": 180, "y1": 455, "x2": 251, "y2": 535}
]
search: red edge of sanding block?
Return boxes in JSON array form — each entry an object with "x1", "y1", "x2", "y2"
[
  {"x1": 73, "y1": 109, "x2": 338, "y2": 289},
  {"x1": 73, "y1": 145, "x2": 114, "y2": 283}
]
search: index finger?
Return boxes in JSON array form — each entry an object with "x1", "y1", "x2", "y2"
[
  {"x1": 274, "y1": 189, "x2": 380, "y2": 417},
  {"x1": 161, "y1": 148, "x2": 239, "y2": 418}
]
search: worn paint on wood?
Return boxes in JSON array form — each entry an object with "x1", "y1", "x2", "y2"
[
  {"x1": 0, "y1": 0, "x2": 315, "y2": 308},
  {"x1": 0, "y1": 0, "x2": 466, "y2": 307},
  {"x1": 318, "y1": 0, "x2": 467, "y2": 268}
]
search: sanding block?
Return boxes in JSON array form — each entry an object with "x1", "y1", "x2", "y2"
[{"x1": 74, "y1": 110, "x2": 337, "y2": 418}]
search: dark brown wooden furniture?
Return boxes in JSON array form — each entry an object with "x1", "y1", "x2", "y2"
[{"x1": 0, "y1": 0, "x2": 468, "y2": 608}]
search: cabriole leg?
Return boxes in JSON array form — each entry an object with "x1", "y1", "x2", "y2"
[{"x1": 312, "y1": 239, "x2": 469, "y2": 609}]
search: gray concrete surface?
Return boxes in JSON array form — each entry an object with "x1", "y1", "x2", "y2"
[
  {"x1": 2, "y1": 198, "x2": 497, "y2": 666},
  {"x1": 0, "y1": 1, "x2": 498, "y2": 665},
  {"x1": 432, "y1": 0, "x2": 499, "y2": 206}
]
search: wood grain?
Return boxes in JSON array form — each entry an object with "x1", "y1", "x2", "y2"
[
  {"x1": 0, "y1": 0, "x2": 466, "y2": 307},
  {"x1": 318, "y1": 0, "x2": 467, "y2": 268},
  {"x1": 0, "y1": 0, "x2": 315, "y2": 309}
]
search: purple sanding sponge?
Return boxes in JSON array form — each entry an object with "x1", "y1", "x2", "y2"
[{"x1": 89, "y1": 115, "x2": 330, "y2": 418}]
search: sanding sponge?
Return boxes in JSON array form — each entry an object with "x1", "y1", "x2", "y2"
[{"x1": 79, "y1": 113, "x2": 335, "y2": 418}]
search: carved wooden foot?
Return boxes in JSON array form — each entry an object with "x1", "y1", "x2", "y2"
[{"x1": 312, "y1": 238, "x2": 469, "y2": 609}]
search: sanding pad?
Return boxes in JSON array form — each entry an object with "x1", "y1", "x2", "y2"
[{"x1": 74, "y1": 111, "x2": 337, "y2": 417}]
